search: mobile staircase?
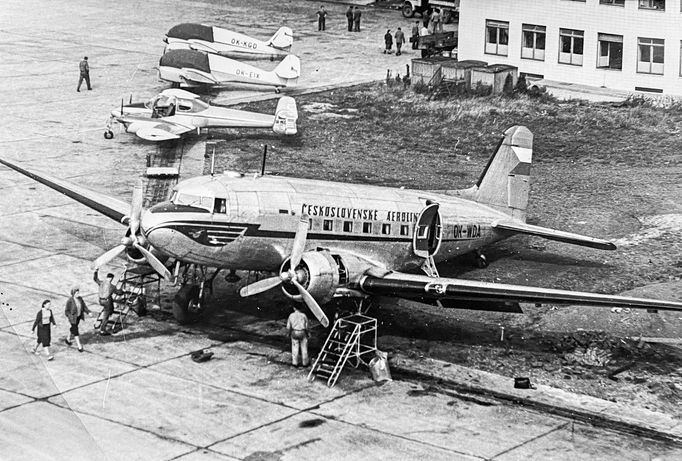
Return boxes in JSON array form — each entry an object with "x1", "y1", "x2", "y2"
[
  {"x1": 308, "y1": 314, "x2": 377, "y2": 387},
  {"x1": 94, "y1": 266, "x2": 161, "y2": 333}
]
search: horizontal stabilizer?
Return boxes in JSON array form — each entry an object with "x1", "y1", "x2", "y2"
[{"x1": 493, "y1": 220, "x2": 616, "y2": 250}]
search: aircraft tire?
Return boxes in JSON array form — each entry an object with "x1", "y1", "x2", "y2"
[
  {"x1": 476, "y1": 254, "x2": 489, "y2": 269},
  {"x1": 172, "y1": 285, "x2": 200, "y2": 324},
  {"x1": 104, "y1": 130, "x2": 114, "y2": 139}
]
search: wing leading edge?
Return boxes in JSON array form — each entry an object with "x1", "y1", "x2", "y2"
[
  {"x1": 0, "y1": 159, "x2": 129, "y2": 223},
  {"x1": 359, "y1": 272, "x2": 682, "y2": 312}
]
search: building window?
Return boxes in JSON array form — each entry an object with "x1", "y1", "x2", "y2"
[
  {"x1": 599, "y1": 0, "x2": 624, "y2": 5},
  {"x1": 381, "y1": 223, "x2": 391, "y2": 235},
  {"x1": 485, "y1": 20, "x2": 509, "y2": 56},
  {"x1": 323, "y1": 219, "x2": 333, "y2": 231},
  {"x1": 400, "y1": 224, "x2": 410, "y2": 236},
  {"x1": 343, "y1": 221, "x2": 353, "y2": 232},
  {"x1": 597, "y1": 33, "x2": 623, "y2": 70},
  {"x1": 639, "y1": 0, "x2": 665, "y2": 10},
  {"x1": 638, "y1": 38, "x2": 664, "y2": 74},
  {"x1": 522, "y1": 24, "x2": 546, "y2": 61},
  {"x1": 559, "y1": 29, "x2": 584, "y2": 66},
  {"x1": 362, "y1": 222, "x2": 372, "y2": 234},
  {"x1": 680, "y1": 41, "x2": 682, "y2": 76}
]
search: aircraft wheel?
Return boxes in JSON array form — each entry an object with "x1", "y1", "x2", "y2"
[
  {"x1": 275, "y1": 88, "x2": 281, "y2": 94},
  {"x1": 476, "y1": 253, "x2": 488, "y2": 269},
  {"x1": 172, "y1": 285, "x2": 200, "y2": 324},
  {"x1": 104, "y1": 130, "x2": 114, "y2": 139}
]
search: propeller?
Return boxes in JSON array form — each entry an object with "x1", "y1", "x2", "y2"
[
  {"x1": 240, "y1": 216, "x2": 329, "y2": 327},
  {"x1": 92, "y1": 183, "x2": 171, "y2": 281}
]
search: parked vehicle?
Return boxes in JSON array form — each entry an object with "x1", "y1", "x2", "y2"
[{"x1": 402, "y1": 0, "x2": 459, "y2": 23}]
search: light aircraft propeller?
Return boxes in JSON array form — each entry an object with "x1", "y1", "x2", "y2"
[
  {"x1": 92, "y1": 183, "x2": 171, "y2": 281},
  {"x1": 240, "y1": 217, "x2": 330, "y2": 328}
]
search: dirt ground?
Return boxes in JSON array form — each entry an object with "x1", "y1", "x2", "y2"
[{"x1": 198, "y1": 83, "x2": 682, "y2": 418}]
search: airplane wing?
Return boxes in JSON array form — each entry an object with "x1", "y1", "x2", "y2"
[
  {"x1": 0, "y1": 158, "x2": 129, "y2": 223},
  {"x1": 358, "y1": 272, "x2": 682, "y2": 312},
  {"x1": 493, "y1": 220, "x2": 617, "y2": 251},
  {"x1": 134, "y1": 121, "x2": 192, "y2": 142}
]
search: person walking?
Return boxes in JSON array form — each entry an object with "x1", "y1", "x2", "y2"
[
  {"x1": 395, "y1": 28, "x2": 406, "y2": 56},
  {"x1": 93, "y1": 270, "x2": 120, "y2": 335},
  {"x1": 286, "y1": 305, "x2": 310, "y2": 367},
  {"x1": 411, "y1": 21, "x2": 420, "y2": 50},
  {"x1": 64, "y1": 287, "x2": 91, "y2": 352},
  {"x1": 384, "y1": 29, "x2": 393, "y2": 54},
  {"x1": 432, "y1": 8, "x2": 443, "y2": 33},
  {"x1": 316, "y1": 6, "x2": 327, "y2": 31},
  {"x1": 32, "y1": 300, "x2": 56, "y2": 361},
  {"x1": 77, "y1": 56, "x2": 91, "y2": 92},
  {"x1": 353, "y1": 7, "x2": 362, "y2": 32},
  {"x1": 345, "y1": 6, "x2": 353, "y2": 32}
]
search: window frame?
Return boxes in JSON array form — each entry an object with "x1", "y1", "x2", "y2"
[
  {"x1": 400, "y1": 224, "x2": 410, "y2": 236},
  {"x1": 638, "y1": 0, "x2": 665, "y2": 11},
  {"x1": 599, "y1": 0, "x2": 625, "y2": 6},
  {"x1": 381, "y1": 223, "x2": 391, "y2": 235},
  {"x1": 485, "y1": 20, "x2": 509, "y2": 56},
  {"x1": 597, "y1": 33, "x2": 624, "y2": 71},
  {"x1": 637, "y1": 37, "x2": 665, "y2": 75},
  {"x1": 521, "y1": 24, "x2": 546, "y2": 61},
  {"x1": 558, "y1": 28, "x2": 584, "y2": 66},
  {"x1": 323, "y1": 219, "x2": 333, "y2": 231},
  {"x1": 343, "y1": 221, "x2": 353, "y2": 233}
]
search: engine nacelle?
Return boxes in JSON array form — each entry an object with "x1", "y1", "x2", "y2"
[{"x1": 281, "y1": 251, "x2": 339, "y2": 305}]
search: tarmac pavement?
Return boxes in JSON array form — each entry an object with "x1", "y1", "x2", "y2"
[{"x1": 0, "y1": 0, "x2": 681, "y2": 459}]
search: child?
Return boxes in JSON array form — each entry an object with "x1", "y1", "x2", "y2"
[{"x1": 32, "y1": 300, "x2": 56, "y2": 360}]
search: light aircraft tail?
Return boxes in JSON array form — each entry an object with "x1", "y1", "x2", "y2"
[
  {"x1": 273, "y1": 96, "x2": 298, "y2": 135},
  {"x1": 267, "y1": 27, "x2": 294, "y2": 50},
  {"x1": 273, "y1": 55, "x2": 300, "y2": 81},
  {"x1": 462, "y1": 126, "x2": 533, "y2": 221}
]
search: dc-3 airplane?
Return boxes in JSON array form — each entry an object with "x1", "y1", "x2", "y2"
[
  {"x1": 2, "y1": 126, "x2": 682, "y2": 327},
  {"x1": 158, "y1": 49, "x2": 300, "y2": 91},
  {"x1": 164, "y1": 23, "x2": 294, "y2": 60},
  {"x1": 105, "y1": 89, "x2": 298, "y2": 141}
]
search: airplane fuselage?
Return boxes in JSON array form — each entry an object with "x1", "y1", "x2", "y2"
[{"x1": 141, "y1": 173, "x2": 510, "y2": 273}]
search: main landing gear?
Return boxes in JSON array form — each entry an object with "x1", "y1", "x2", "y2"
[
  {"x1": 172, "y1": 264, "x2": 221, "y2": 324},
  {"x1": 475, "y1": 250, "x2": 489, "y2": 268}
]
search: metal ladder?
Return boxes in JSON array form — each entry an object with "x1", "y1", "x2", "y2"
[
  {"x1": 94, "y1": 267, "x2": 161, "y2": 332},
  {"x1": 308, "y1": 314, "x2": 377, "y2": 387}
]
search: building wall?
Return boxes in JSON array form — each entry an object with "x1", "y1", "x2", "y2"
[{"x1": 458, "y1": 0, "x2": 682, "y2": 95}]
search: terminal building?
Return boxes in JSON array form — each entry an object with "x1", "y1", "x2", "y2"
[{"x1": 457, "y1": 0, "x2": 682, "y2": 95}]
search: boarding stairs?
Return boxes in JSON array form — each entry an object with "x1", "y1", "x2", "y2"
[
  {"x1": 308, "y1": 314, "x2": 377, "y2": 387},
  {"x1": 94, "y1": 266, "x2": 161, "y2": 332}
]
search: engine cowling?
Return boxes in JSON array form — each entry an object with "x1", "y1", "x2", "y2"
[{"x1": 281, "y1": 251, "x2": 339, "y2": 305}]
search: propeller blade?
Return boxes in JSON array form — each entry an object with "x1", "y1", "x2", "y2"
[
  {"x1": 292, "y1": 279, "x2": 329, "y2": 328},
  {"x1": 92, "y1": 244, "x2": 126, "y2": 269},
  {"x1": 239, "y1": 276, "x2": 282, "y2": 297},
  {"x1": 129, "y1": 182, "x2": 144, "y2": 236},
  {"x1": 290, "y1": 216, "x2": 309, "y2": 269},
  {"x1": 133, "y1": 242, "x2": 171, "y2": 281}
]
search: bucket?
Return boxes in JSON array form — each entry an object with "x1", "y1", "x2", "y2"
[{"x1": 369, "y1": 351, "x2": 392, "y2": 382}]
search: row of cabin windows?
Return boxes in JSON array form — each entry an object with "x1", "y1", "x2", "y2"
[
  {"x1": 486, "y1": 21, "x2": 673, "y2": 75},
  {"x1": 566, "y1": 0, "x2": 669, "y2": 10},
  {"x1": 317, "y1": 218, "x2": 411, "y2": 236}
]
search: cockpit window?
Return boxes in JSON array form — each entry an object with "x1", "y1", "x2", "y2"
[
  {"x1": 173, "y1": 193, "x2": 214, "y2": 211},
  {"x1": 214, "y1": 198, "x2": 227, "y2": 213}
]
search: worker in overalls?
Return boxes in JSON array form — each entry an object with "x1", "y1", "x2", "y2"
[{"x1": 286, "y1": 305, "x2": 310, "y2": 367}]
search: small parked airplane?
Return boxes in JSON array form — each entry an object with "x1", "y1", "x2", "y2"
[
  {"x1": 158, "y1": 49, "x2": 300, "y2": 91},
  {"x1": 164, "y1": 23, "x2": 294, "y2": 60},
  {"x1": 105, "y1": 89, "x2": 298, "y2": 141},
  {"x1": 2, "y1": 126, "x2": 681, "y2": 326}
]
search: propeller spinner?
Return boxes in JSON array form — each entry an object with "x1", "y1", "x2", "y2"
[
  {"x1": 240, "y1": 217, "x2": 330, "y2": 327},
  {"x1": 92, "y1": 183, "x2": 171, "y2": 281}
]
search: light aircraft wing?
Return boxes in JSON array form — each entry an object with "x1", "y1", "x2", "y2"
[
  {"x1": 493, "y1": 220, "x2": 616, "y2": 250},
  {"x1": 0, "y1": 159, "x2": 129, "y2": 223},
  {"x1": 134, "y1": 121, "x2": 192, "y2": 142},
  {"x1": 358, "y1": 272, "x2": 682, "y2": 313}
]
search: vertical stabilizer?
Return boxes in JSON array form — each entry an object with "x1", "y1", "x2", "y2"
[
  {"x1": 273, "y1": 55, "x2": 300, "y2": 82},
  {"x1": 470, "y1": 126, "x2": 533, "y2": 221},
  {"x1": 267, "y1": 27, "x2": 294, "y2": 50}
]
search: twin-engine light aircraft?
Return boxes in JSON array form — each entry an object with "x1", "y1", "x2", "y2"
[
  {"x1": 159, "y1": 49, "x2": 300, "y2": 91},
  {"x1": 105, "y1": 89, "x2": 298, "y2": 141},
  {"x1": 2, "y1": 126, "x2": 682, "y2": 326},
  {"x1": 164, "y1": 23, "x2": 294, "y2": 60}
]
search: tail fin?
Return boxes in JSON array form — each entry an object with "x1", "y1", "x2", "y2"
[
  {"x1": 465, "y1": 126, "x2": 533, "y2": 221},
  {"x1": 273, "y1": 55, "x2": 300, "y2": 81},
  {"x1": 273, "y1": 96, "x2": 298, "y2": 135},
  {"x1": 267, "y1": 27, "x2": 294, "y2": 50}
]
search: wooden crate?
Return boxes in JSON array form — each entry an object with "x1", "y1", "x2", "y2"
[
  {"x1": 471, "y1": 64, "x2": 518, "y2": 94},
  {"x1": 411, "y1": 56, "x2": 452, "y2": 85},
  {"x1": 440, "y1": 60, "x2": 487, "y2": 85}
]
